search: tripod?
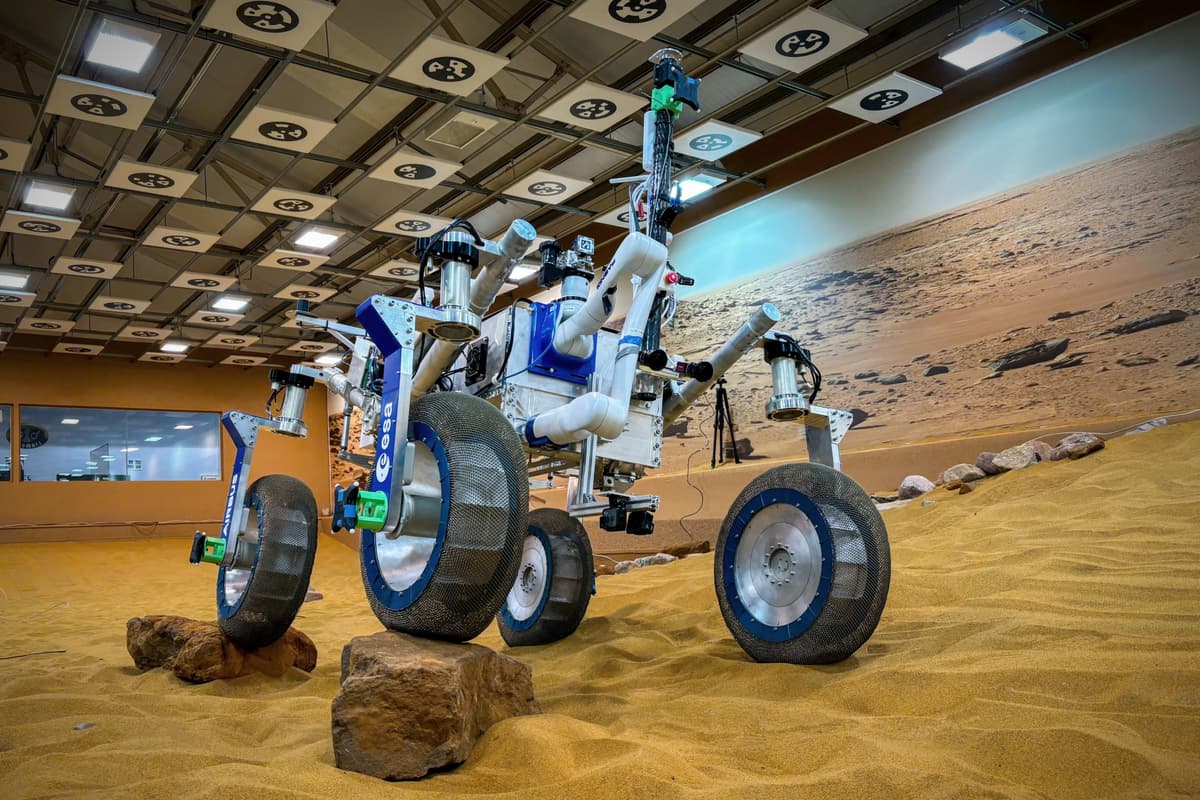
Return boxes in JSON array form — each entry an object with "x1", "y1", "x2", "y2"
[{"x1": 711, "y1": 378, "x2": 741, "y2": 469}]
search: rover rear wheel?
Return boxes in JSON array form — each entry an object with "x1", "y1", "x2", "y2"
[
  {"x1": 498, "y1": 508, "x2": 594, "y2": 646},
  {"x1": 218, "y1": 474, "x2": 318, "y2": 650},
  {"x1": 715, "y1": 462, "x2": 890, "y2": 664},
  {"x1": 360, "y1": 392, "x2": 527, "y2": 641}
]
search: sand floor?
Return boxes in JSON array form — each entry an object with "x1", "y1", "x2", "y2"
[{"x1": 2, "y1": 421, "x2": 1199, "y2": 799}]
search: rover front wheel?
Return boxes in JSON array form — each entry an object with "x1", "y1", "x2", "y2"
[
  {"x1": 498, "y1": 508, "x2": 594, "y2": 646},
  {"x1": 715, "y1": 462, "x2": 890, "y2": 664}
]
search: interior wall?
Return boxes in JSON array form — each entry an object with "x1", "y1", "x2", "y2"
[{"x1": 0, "y1": 351, "x2": 332, "y2": 543}]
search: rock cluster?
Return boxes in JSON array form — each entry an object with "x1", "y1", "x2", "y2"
[
  {"x1": 332, "y1": 632, "x2": 538, "y2": 781},
  {"x1": 896, "y1": 430, "x2": 1111, "y2": 499},
  {"x1": 126, "y1": 615, "x2": 316, "y2": 683}
]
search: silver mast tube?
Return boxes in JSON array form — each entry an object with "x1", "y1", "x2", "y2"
[
  {"x1": 411, "y1": 219, "x2": 536, "y2": 393},
  {"x1": 662, "y1": 303, "x2": 781, "y2": 426}
]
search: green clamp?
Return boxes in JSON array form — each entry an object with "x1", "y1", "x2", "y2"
[
  {"x1": 189, "y1": 532, "x2": 226, "y2": 566},
  {"x1": 356, "y1": 490, "x2": 388, "y2": 532},
  {"x1": 651, "y1": 85, "x2": 683, "y2": 118}
]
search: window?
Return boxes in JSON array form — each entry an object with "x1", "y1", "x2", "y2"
[
  {"x1": 1, "y1": 404, "x2": 11, "y2": 482},
  {"x1": 16, "y1": 407, "x2": 221, "y2": 482}
]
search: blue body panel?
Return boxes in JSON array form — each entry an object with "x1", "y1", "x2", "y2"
[{"x1": 527, "y1": 302, "x2": 596, "y2": 385}]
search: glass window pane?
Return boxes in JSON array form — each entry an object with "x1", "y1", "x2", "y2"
[
  {"x1": 1, "y1": 404, "x2": 11, "y2": 482},
  {"x1": 17, "y1": 407, "x2": 221, "y2": 482}
]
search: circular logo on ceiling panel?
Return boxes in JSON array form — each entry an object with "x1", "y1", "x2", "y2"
[
  {"x1": 388, "y1": 266, "x2": 416, "y2": 278},
  {"x1": 0, "y1": 294, "x2": 22, "y2": 303},
  {"x1": 148, "y1": 355, "x2": 176, "y2": 362},
  {"x1": 393, "y1": 163, "x2": 437, "y2": 181},
  {"x1": 103, "y1": 301, "x2": 137, "y2": 311},
  {"x1": 131, "y1": 330, "x2": 159, "y2": 338},
  {"x1": 64, "y1": 346, "x2": 93, "y2": 353},
  {"x1": 290, "y1": 290, "x2": 320, "y2": 299},
  {"x1": 18, "y1": 221, "x2": 62, "y2": 233},
  {"x1": 187, "y1": 278, "x2": 221, "y2": 288},
  {"x1": 30, "y1": 322, "x2": 63, "y2": 329},
  {"x1": 775, "y1": 29, "x2": 830, "y2": 58},
  {"x1": 569, "y1": 99, "x2": 617, "y2": 120},
  {"x1": 860, "y1": 89, "x2": 909, "y2": 111},
  {"x1": 70, "y1": 94, "x2": 127, "y2": 117},
  {"x1": 394, "y1": 219, "x2": 431, "y2": 233},
  {"x1": 277, "y1": 256, "x2": 311, "y2": 267},
  {"x1": 689, "y1": 133, "x2": 732, "y2": 152},
  {"x1": 258, "y1": 121, "x2": 308, "y2": 141},
  {"x1": 67, "y1": 263, "x2": 104, "y2": 274},
  {"x1": 422, "y1": 57, "x2": 475, "y2": 83},
  {"x1": 129, "y1": 172, "x2": 175, "y2": 190},
  {"x1": 202, "y1": 315, "x2": 231, "y2": 323},
  {"x1": 608, "y1": 0, "x2": 665, "y2": 23},
  {"x1": 274, "y1": 198, "x2": 314, "y2": 213},
  {"x1": 236, "y1": 2, "x2": 299, "y2": 32},
  {"x1": 528, "y1": 181, "x2": 566, "y2": 197},
  {"x1": 162, "y1": 234, "x2": 202, "y2": 247}
]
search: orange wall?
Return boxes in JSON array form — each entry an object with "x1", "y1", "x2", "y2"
[{"x1": 0, "y1": 351, "x2": 331, "y2": 543}]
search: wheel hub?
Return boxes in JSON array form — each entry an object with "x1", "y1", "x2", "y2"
[
  {"x1": 505, "y1": 533, "x2": 548, "y2": 622},
  {"x1": 734, "y1": 503, "x2": 823, "y2": 627}
]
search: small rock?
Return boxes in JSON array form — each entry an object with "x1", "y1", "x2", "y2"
[
  {"x1": 921, "y1": 499, "x2": 937, "y2": 507},
  {"x1": 126, "y1": 615, "x2": 317, "y2": 684},
  {"x1": 633, "y1": 553, "x2": 677, "y2": 568},
  {"x1": 989, "y1": 339, "x2": 1070, "y2": 371},
  {"x1": 660, "y1": 541, "x2": 711, "y2": 559},
  {"x1": 992, "y1": 444, "x2": 1041, "y2": 472},
  {"x1": 976, "y1": 452, "x2": 1001, "y2": 475},
  {"x1": 911, "y1": 354, "x2": 930, "y2": 362},
  {"x1": 613, "y1": 560, "x2": 636, "y2": 575},
  {"x1": 304, "y1": 588, "x2": 324, "y2": 603},
  {"x1": 959, "y1": 481, "x2": 978, "y2": 494},
  {"x1": 1177, "y1": 355, "x2": 1199, "y2": 367},
  {"x1": 898, "y1": 475, "x2": 936, "y2": 499},
  {"x1": 871, "y1": 494, "x2": 899, "y2": 504},
  {"x1": 594, "y1": 560, "x2": 615, "y2": 576},
  {"x1": 1047, "y1": 353, "x2": 1086, "y2": 370},
  {"x1": 849, "y1": 408, "x2": 871, "y2": 428},
  {"x1": 1105, "y1": 310, "x2": 1187, "y2": 336},
  {"x1": 1022, "y1": 439, "x2": 1056, "y2": 462},
  {"x1": 1124, "y1": 418, "x2": 1168, "y2": 435},
  {"x1": 980, "y1": 372, "x2": 1003, "y2": 381},
  {"x1": 332, "y1": 632, "x2": 538, "y2": 780},
  {"x1": 1117, "y1": 356, "x2": 1158, "y2": 367},
  {"x1": 941, "y1": 463, "x2": 986, "y2": 484},
  {"x1": 922, "y1": 365, "x2": 950, "y2": 377},
  {"x1": 73, "y1": 722, "x2": 93, "y2": 731},
  {"x1": 1048, "y1": 310, "x2": 1088, "y2": 321},
  {"x1": 943, "y1": 479, "x2": 963, "y2": 491},
  {"x1": 877, "y1": 373, "x2": 908, "y2": 385},
  {"x1": 1051, "y1": 432, "x2": 1105, "y2": 461},
  {"x1": 854, "y1": 371, "x2": 878, "y2": 380}
]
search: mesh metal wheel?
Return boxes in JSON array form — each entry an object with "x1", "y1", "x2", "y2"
[
  {"x1": 497, "y1": 508, "x2": 594, "y2": 646},
  {"x1": 715, "y1": 462, "x2": 890, "y2": 664},
  {"x1": 218, "y1": 474, "x2": 318, "y2": 650},
  {"x1": 359, "y1": 392, "x2": 528, "y2": 641}
]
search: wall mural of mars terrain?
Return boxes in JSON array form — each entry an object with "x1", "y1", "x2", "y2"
[{"x1": 660, "y1": 125, "x2": 1200, "y2": 472}]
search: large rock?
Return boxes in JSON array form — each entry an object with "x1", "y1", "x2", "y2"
[
  {"x1": 975, "y1": 451, "x2": 1002, "y2": 475},
  {"x1": 991, "y1": 444, "x2": 1041, "y2": 473},
  {"x1": 1023, "y1": 439, "x2": 1056, "y2": 462},
  {"x1": 898, "y1": 475, "x2": 935, "y2": 499},
  {"x1": 1051, "y1": 432, "x2": 1105, "y2": 461},
  {"x1": 989, "y1": 339, "x2": 1069, "y2": 372},
  {"x1": 877, "y1": 373, "x2": 908, "y2": 385},
  {"x1": 940, "y1": 463, "x2": 986, "y2": 485},
  {"x1": 1105, "y1": 310, "x2": 1186, "y2": 335},
  {"x1": 332, "y1": 632, "x2": 538, "y2": 781},
  {"x1": 126, "y1": 615, "x2": 316, "y2": 683}
]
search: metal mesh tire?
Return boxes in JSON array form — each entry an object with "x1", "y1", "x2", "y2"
[
  {"x1": 361, "y1": 392, "x2": 528, "y2": 641},
  {"x1": 217, "y1": 474, "x2": 318, "y2": 650},
  {"x1": 715, "y1": 462, "x2": 890, "y2": 664},
  {"x1": 497, "y1": 508, "x2": 594, "y2": 646}
]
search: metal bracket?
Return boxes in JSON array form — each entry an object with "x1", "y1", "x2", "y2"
[
  {"x1": 803, "y1": 405, "x2": 854, "y2": 471},
  {"x1": 568, "y1": 492, "x2": 660, "y2": 519}
]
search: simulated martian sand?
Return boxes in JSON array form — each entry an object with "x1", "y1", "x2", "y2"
[{"x1": 2, "y1": 421, "x2": 1199, "y2": 798}]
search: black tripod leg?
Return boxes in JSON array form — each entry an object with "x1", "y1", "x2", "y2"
[{"x1": 722, "y1": 389, "x2": 740, "y2": 464}]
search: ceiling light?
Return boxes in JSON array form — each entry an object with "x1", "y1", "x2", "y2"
[
  {"x1": 0, "y1": 267, "x2": 30, "y2": 289},
  {"x1": 509, "y1": 265, "x2": 537, "y2": 281},
  {"x1": 87, "y1": 465, "x2": 99, "y2": 470},
  {"x1": 293, "y1": 227, "x2": 341, "y2": 251},
  {"x1": 86, "y1": 461, "x2": 97, "y2": 466},
  {"x1": 24, "y1": 181, "x2": 75, "y2": 212},
  {"x1": 61, "y1": 418, "x2": 79, "y2": 425},
  {"x1": 84, "y1": 19, "x2": 161, "y2": 73},
  {"x1": 941, "y1": 18, "x2": 1046, "y2": 70},
  {"x1": 174, "y1": 424, "x2": 193, "y2": 430},
  {"x1": 144, "y1": 436, "x2": 163, "y2": 442},
  {"x1": 314, "y1": 353, "x2": 343, "y2": 366},
  {"x1": 120, "y1": 447, "x2": 139, "y2": 453},
  {"x1": 676, "y1": 171, "x2": 726, "y2": 202},
  {"x1": 212, "y1": 296, "x2": 250, "y2": 312},
  {"x1": 160, "y1": 341, "x2": 189, "y2": 353},
  {"x1": 100, "y1": 455, "x2": 116, "y2": 462}
]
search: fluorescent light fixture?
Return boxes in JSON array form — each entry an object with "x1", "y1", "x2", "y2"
[
  {"x1": 61, "y1": 418, "x2": 79, "y2": 425},
  {"x1": 100, "y1": 455, "x2": 116, "y2": 462},
  {"x1": 84, "y1": 19, "x2": 161, "y2": 73},
  {"x1": 85, "y1": 461, "x2": 98, "y2": 467},
  {"x1": 293, "y1": 227, "x2": 341, "y2": 251},
  {"x1": 676, "y1": 172, "x2": 726, "y2": 202},
  {"x1": 144, "y1": 436, "x2": 163, "y2": 442},
  {"x1": 314, "y1": 353, "x2": 343, "y2": 366},
  {"x1": 160, "y1": 341, "x2": 189, "y2": 353},
  {"x1": 0, "y1": 267, "x2": 30, "y2": 289},
  {"x1": 120, "y1": 447, "x2": 139, "y2": 453},
  {"x1": 212, "y1": 296, "x2": 250, "y2": 312},
  {"x1": 941, "y1": 18, "x2": 1046, "y2": 70},
  {"x1": 509, "y1": 265, "x2": 537, "y2": 281},
  {"x1": 24, "y1": 181, "x2": 75, "y2": 212},
  {"x1": 174, "y1": 424, "x2": 193, "y2": 430},
  {"x1": 87, "y1": 465, "x2": 99, "y2": 470}
]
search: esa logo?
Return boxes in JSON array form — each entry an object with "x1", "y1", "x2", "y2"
[{"x1": 375, "y1": 401, "x2": 394, "y2": 483}]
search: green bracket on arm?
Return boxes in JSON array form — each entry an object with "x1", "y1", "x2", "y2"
[
  {"x1": 651, "y1": 85, "x2": 683, "y2": 118},
  {"x1": 356, "y1": 490, "x2": 388, "y2": 532}
]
